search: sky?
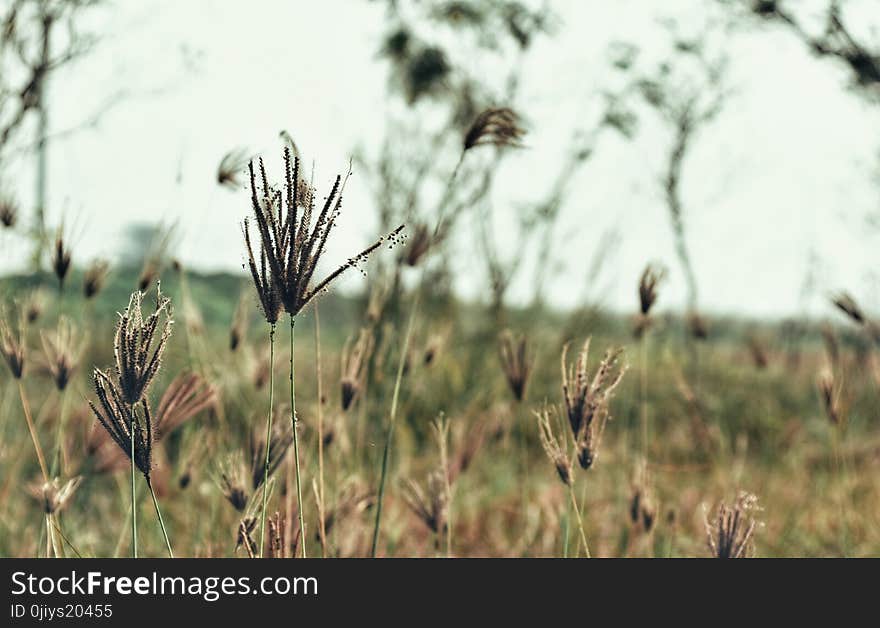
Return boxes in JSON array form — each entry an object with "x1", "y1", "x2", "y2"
[{"x1": 1, "y1": 0, "x2": 878, "y2": 319}]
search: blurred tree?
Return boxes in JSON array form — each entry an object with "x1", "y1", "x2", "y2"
[
  {"x1": 610, "y1": 18, "x2": 731, "y2": 314},
  {"x1": 721, "y1": 0, "x2": 879, "y2": 97},
  {"x1": 0, "y1": 0, "x2": 104, "y2": 267}
]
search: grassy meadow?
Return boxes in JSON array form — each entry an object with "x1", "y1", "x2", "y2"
[{"x1": 0, "y1": 256, "x2": 877, "y2": 558}]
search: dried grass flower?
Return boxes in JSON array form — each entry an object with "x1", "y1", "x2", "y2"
[
  {"x1": 340, "y1": 327, "x2": 374, "y2": 411},
  {"x1": 534, "y1": 405, "x2": 572, "y2": 486},
  {"x1": 402, "y1": 469, "x2": 448, "y2": 537},
  {"x1": 218, "y1": 453, "x2": 250, "y2": 512},
  {"x1": 817, "y1": 368, "x2": 846, "y2": 428},
  {"x1": 217, "y1": 147, "x2": 250, "y2": 189},
  {"x1": 40, "y1": 316, "x2": 85, "y2": 391},
  {"x1": 498, "y1": 330, "x2": 533, "y2": 402},
  {"x1": 154, "y1": 371, "x2": 217, "y2": 439},
  {"x1": 561, "y1": 338, "x2": 626, "y2": 469},
  {"x1": 83, "y1": 259, "x2": 110, "y2": 300},
  {"x1": 704, "y1": 491, "x2": 761, "y2": 558},
  {"x1": 832, "y1": 292, "x2": 865, "y2": 325},
  {"x1": 244, "y1": 147, "x2": 404, "y2": 320},
  {"x1": 464, "y1": 107, "x2": 526, "y2": 151},
  {"x1": 52, "y1": 227, "x2": 73, "y2": 289},
  {"x1": 0, "y1": 305, "x2": 26, "y2": 379},
  {"x1": 29, "y1": 476, "x2": 82, "y2": 514},
  {"x1": 0, "y1": 197, "x2": 17, "y2": 228}
]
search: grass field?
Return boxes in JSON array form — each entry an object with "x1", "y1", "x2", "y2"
[{"x1": 1, "y1": 259, "x2": 877, "y2": 558}]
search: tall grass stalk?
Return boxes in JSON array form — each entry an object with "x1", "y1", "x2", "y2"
[
  {"x1": 17, "y1": 381, "x2": 48, "y2": 482},
  {"x1": 130, "y1": 413, "x2": 137, "y2": 558},
  {"x1": 314, "y1": 306, "x2": 327, "y2": 557},
  {"x1": 148, "y1": 480, "x2": 174, "y2": 558},
  {"x1": 258, "y1": 324, "x2": 276, "y2": 558},
  {"x1": 370, "y1": 292, "x2": 419, "y2": 557},
  {"x1": 289, "y1": 315, "x2": 306, "y2": 558},
  {"x1": 568, "y1": 482, "x2": 590, "y2": 558}
]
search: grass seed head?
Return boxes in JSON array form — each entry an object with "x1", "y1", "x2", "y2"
[
  {"x1": 29, "y1": 476, "x2": 82, "y2": 514},
  {"x1": 340, "y1": 327, "x2": 374, "y2": 411},
  {"x1": 464, "y1": 107, "x2": 526, "y2": 151},
  {"x1": 244, "y1": 147, "x2": 404, "y2": 319},
  {"x1": 40, "y1": 316, "x2": 85, "y2": 391},
  {"x1": 0, "y1": 197, "x2": 17, "y2": 228},
  {"x1": 561, "y1": 338, "x2": 626, "y2": 469},
  {"x1": 83, "y1": 259, "x2": 110, "y2": 300},
  {"x1": 704, "y1": 491, "x2": 761, "y2": 558},
  {"x1": 0, "y1": 305, "x2": 26, "y2": 379},
  {"x1": 498, "y1": 330, "x2": 533, "y2": 402}
]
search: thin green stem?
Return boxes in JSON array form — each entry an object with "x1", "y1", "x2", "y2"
[
  {"x1": 640, "y1": 333, "x2": 649, "y2": 460},
  {"x1": 259, "y1": 324, "x2": 276, "y2": 558},
  {"x1": 130, "y1": 413, "x2": 137, "y2": 558},
  {"x1": 148, "y1": 479, "x2": 174, "y2": 558},
  {"x1": 289, "y1": 315, "x2": 306, "y2": 558},
  {"x1": 371, "y1": 292, "x2": 420, "y2": 557},
  {"x1": 314, "y1": 307, "x2": 326, "y2": 557},
  {"x1": 568, "y1": 481, "x2": 590, "y2": 558},
  {"x1": 51, "y1": 389, "x2": 68, "y2": 477},
  {"x1": 18, "y1": 380, "x2": 48, "y2": 482}
]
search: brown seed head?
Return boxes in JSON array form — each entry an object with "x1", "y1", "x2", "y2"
[
  {"x1": 704, "y1": 491, "x2": 761, "y2": 558},
  {"x1": 464, "y1": 107, "x2": 526, "y2": 151},
  {"x1": 534, "y1": 405, "x2": 572, "y2": 486},
  {"x1": 83, "y1": 259, "x2": 110, "y2": 300},
  {"x1": 686, "y1": 310, "x2": 709, "y2": 340},
  {"x1": 244, "y1": 148, "x2": 404, "y2": 319},
  {"x1": 217, "y1": 147, "x2": 250, "y2": 189},
  {"x1": 113, "y1": 288, "x2": 173, "y2": 406},
  {"x1": 498, "y1": 330, "x2": 533, "y2": 402},
  {"x1": 154, "y1": 371, "x2": 217, "y2": 440},
  {"x1": 0, "y1": 197, "x2": 17, "y2": 228},
  {"x1": 89, "y1": 369, "x2": 155, "y2": 478},
  {"x1": 817, "y1": 368, "x2": 845, "y2": 428},
  {"x1": 218, "y1": 453, "x2": 250, "y2": 512},
  {"x1": 52, "y1": 229, "x2": 72, "y2": 288},
  {"x1": 40, "y1": 316, "x2": 85, "y2": 391},
  {"x1": 401, "y1": 223, "x2": 430, "y2": 267},
  {"x1": 561, "y1": 338, "x2": 626, "y2": 469},
  {"x1": 230, "y1": 289, "x2": 250, "y2": 351},
  {"x1": 25, "y1": 288, "x2": 46, "y2": 323},
  {"x1": 832, "y1": 292, "x2": 865, "y2": 325},
  {"x1": 401, "y1": 470, "x2": 448, "y2": 536},
  {"x1": 28, "y1": 476, "x2": 82, "y2": 514},
  {"x1": 638, "y1": 263, "x2": 665, "y2": 315},
  {"x1": 0, "y1": 306, "x2": 26, "y2": 379},
  {"x1": 340, "y1": 327, "x2": 374, "y2": 411}
]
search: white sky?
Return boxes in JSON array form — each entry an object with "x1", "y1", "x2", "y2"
[{"x1": 2, "y1": 0, "x2": 878, "y2": 319}]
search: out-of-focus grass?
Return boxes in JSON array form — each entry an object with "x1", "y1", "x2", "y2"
[{"x1": 0, "y1": 269, "x2": 877, "y2": 557}]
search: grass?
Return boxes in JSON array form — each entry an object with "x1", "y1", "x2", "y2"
[{"x1": 0, "y1": 266, "x2": 878, "y2": 558}]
